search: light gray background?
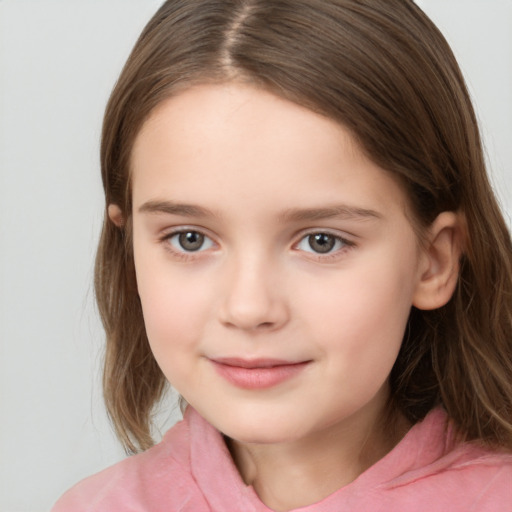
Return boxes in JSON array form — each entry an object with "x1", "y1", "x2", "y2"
[{"x1": 1, "y1": 1, "x2": 511, "y2": 511}]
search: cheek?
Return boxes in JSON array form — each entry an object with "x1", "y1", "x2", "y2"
[
  {"x1": 136, "y1": 274, "x2": 213, "y2": 394},
  {"x1": 133, "y1": 249, "x2": 213, "y2": 365},
  {"x1": 139, "y1": 278, "x2": 204, "y2": 341},
  {"x1": 301, "y1": 242, "x2": 419, "y2": 370}
]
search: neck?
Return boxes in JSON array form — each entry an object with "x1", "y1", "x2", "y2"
[{"x1": 226, "y1": 395, "x2": 410, "y2": 512}]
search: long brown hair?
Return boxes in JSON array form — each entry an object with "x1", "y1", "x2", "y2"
[{"x1": 96, "y1": 0, "x2": 512, "y2": 453}]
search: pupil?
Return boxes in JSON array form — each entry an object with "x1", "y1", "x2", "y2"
[
  {"x1": 309, "y1": 233, "x2": 335, "y2": 253},
  {"x1": 179, "y1": 231, "x2": 204, "y2": 251}
]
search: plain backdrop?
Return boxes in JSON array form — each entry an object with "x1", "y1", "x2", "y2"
[{"x1": 0, "y1": 1, "x2": 511, "y2": 511}]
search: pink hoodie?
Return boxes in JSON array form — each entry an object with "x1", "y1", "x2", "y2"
[{"x1": 52, "y1": 407, "x2": 512, "y2": 511}]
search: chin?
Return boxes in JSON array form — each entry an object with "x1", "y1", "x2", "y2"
[{"x1": 213, "y1": 414, "x2": 310, "y2": 445}]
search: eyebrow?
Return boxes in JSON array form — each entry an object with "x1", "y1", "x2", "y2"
[
  {"x1": 279, "y1": 205, "x2": 383, "y2": 222},
  {"x1": 138, "y1": 200, "x2": 217, "y2": 218},
  {"x1": 138, "y1": 199, "x2": 382, "y2": 222}
]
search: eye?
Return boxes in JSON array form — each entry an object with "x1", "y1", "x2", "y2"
[
  {"x1": 296, "y1": 232, "x2": 348, "y2": 254},
  {"x1": 167, "y1": 230, "x2": 214, "y2": 252}
]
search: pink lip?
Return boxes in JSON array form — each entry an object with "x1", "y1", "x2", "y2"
[{"x1": 210, "y1": 357, "x2": 310, "y2": 390}]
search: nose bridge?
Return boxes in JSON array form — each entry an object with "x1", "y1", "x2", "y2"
[{"x1": 220, "y1": 244, "x2": 288, "y2": 330}]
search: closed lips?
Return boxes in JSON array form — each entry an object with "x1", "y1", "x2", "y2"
[{"x1": 210, "y1": 358, "x2": 311, "y2": 389}]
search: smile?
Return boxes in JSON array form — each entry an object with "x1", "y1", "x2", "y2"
[{"x1": 210, "y1": 358, "x2": 311, "y2": 390}]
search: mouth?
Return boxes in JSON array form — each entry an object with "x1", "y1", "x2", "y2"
[{"x1": 209, "y1": 357, "x2": 311, "y2": 389}]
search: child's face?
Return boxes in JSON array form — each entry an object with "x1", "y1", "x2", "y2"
[{"x1": 129, "y1": 83, "x2": 427, "y2": 444}]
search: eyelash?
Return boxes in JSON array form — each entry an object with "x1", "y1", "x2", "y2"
[
  {"x1": 159, "y1": 228, "x2": 216, "y2": 261},
  {"x1": 293, "y1": 231, "x2": 355, "y2": 261},
  {"x1": 158, "y1": 228, "x2": 355, "y2": 261}
]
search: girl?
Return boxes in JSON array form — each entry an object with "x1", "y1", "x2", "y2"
[{"x1": 53, "y1": 0, "x2": 512, "y2": 510}]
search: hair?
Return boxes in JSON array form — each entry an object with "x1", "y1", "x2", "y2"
[{"x1": 95, "y1": 0, "x2": 512, "y2": 454}]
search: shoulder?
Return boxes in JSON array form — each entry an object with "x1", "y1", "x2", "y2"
[
  {"x1": 51, "y1": 415, "x2": 211, "y2": 512},
  {"x1": 363, "y1": 409, "x2": 512, "y2": 510},
  {"x1": 429, "y1": 444, "x2": 512, "y2": 504},
  {"x1": 385, "y1": 432, "x2": 512, "y2": 509}
]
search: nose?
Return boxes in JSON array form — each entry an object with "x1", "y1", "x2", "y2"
[{"x1": 218, "y1": 253, "x2": 289, "y2": 332}]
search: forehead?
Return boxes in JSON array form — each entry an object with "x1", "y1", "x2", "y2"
[
  {"x1": 130, "y1": 83, "x2": 409, "y2": 220},
  {"x1": 132, "y1": 82, "x2": 354, "y2": 164}
]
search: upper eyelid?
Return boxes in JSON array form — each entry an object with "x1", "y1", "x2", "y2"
[
  {"x1": 159, "y1": 225, "x2": 216, "y2": 239},
  {"x1": 293, "y1": 228, "x2": 357, "y2": 243}
]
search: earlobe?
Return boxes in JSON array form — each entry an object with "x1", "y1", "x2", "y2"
[
  {"x1": 412, "y1": 211, "x2": 464, "y2": 311},
  {"x1": 108, "y1": 204, "x2": 125, "y2": 227}
]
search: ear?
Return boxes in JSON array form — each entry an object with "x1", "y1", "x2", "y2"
[
  {"x1": 412, "y1": 211, "x2": 464, "y2": 311},
  {"x1": 108, "y1": 204, "x2": 125, "y2": 227}
]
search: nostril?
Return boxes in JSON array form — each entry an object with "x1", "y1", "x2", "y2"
[{"x1": 257, "y1": 321, "x2": 275, "y2": 329}]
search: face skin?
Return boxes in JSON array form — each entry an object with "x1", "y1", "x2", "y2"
[{"x1": 121, "y1": 83, "x2": 460, "y2": 510}]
